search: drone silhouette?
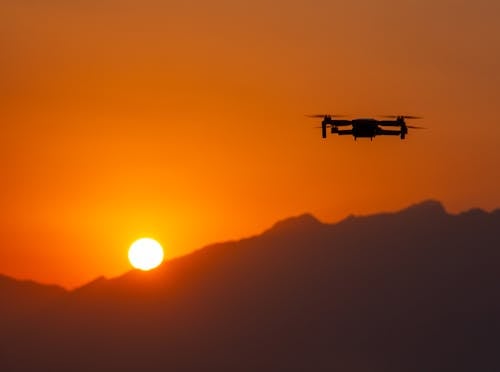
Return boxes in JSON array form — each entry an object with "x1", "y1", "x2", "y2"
[{"x1": 307, "y1": 114, "x2": 425, "y2": 140}]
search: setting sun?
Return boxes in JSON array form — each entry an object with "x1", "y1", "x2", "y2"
[{"x1": 128, "y1": 238, "x2": 164, "y2": 271}]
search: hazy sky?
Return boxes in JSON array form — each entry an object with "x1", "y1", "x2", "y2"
[{"x1": 1, "y1": 0, "x2": 499, "y2": 287}]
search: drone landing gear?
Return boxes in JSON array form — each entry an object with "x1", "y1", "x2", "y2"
[
  {"x1": 322, "y1": 123, "x2": 327, "y2": 139},
  {"x1": 400, "y1": 125, "x2": 408, "y2": 140}
]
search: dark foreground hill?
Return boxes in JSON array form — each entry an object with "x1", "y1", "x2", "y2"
[{"x1": 1, "y1": 200, "x2": 499, "y2": 371}]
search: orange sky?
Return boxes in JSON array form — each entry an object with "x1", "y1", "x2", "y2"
[{"x1": 1, "y1": 0, "x2": 499, "y2": 288}]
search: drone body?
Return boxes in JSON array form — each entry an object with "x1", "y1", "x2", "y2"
[{"x1": 308, "y1": 115, "x2": 424, "y2": 141}]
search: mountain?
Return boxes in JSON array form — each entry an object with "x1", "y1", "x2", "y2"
[
  {"x1": 0, "y1": 274, "x2": 66, "y2": 319},
  {"x1": 1, "y1": 200, "x2": 499, "y2": 372}
]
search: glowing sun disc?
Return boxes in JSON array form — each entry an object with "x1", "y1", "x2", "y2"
[{"x1": 128, "y1": 238, "x2": 164, "y2": 271}]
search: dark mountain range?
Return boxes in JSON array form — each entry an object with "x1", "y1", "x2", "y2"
[
  {"x1": 1, "y1": 200, "x2": 499, "y2": 371},
  {"x1": 0, "y1": 275, "x2": 66, "y2": 320}
]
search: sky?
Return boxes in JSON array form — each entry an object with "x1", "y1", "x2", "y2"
[{"x1": 1, "y1": 0, "x2": 499, "y2": 288}]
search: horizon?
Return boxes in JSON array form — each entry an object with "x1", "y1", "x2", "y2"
[{"x1": 2, "y1": 198, "x2": 498, "y2": 289}]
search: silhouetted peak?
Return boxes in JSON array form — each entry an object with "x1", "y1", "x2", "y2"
[
  {"x1": 0, "y1": 274, "x2": 12, "y2": 283},
  {"x1": 266, "y1": 213, "x2": 323, "y2": 235},
  {"x1": 400, "y1": 199, "x2": 447, "y2": 217},
  {"x1": 72, "y1": 276, "x2": 107, "y2": 294},
  {"x1": 459, "y1": 208, "x2": 487, "y2": 217},
  {"x1": 0, "y1": 273, "x2": 29, "y2": 285},
  {"x1": 0, "y1": 273, "x2": 66, "y2": 293},
  {"x1": 0, "y1": 274, "x2": 20, "y2": 290}
]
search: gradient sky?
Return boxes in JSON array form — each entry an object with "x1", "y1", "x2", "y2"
[{"x1": 1, "y1": 0, "x2": 499, "y2": 287}]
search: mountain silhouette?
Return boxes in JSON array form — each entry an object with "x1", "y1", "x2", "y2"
[
  {"x1": 0, "y1": 275, "x2": 66, "y2": 319},
  {"x1": 1, "y1": 200, "x2": 499, "y2": 371}
]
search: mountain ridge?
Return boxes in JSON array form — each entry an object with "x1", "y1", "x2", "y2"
[{"x1": 0, "y1": 199, "x2": 497, "y2": 291}]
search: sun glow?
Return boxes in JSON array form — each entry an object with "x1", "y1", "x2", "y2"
[{"x1": 128, "y1": 238, "x2": 164, "y2": 271}]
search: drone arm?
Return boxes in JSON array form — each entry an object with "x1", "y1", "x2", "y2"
[
  {"x1": 378, "y1": 129, "x2": 401, "y2": 136},
  {"x1": 337, "y1": 129, "x2": 353, "y2": 136},
  {"x1": 333, "y1": 120, "x2": 353, "y2": 127},
  {"x1": 377, "y1": 120, "x2": 401, "y2": 127}
]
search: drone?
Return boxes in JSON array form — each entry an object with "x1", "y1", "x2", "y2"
[{"x1": 307, "y1": 114, "x2": 425, "y2": 140}]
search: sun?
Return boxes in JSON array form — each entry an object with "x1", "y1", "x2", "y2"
[{"x1": 128, "y1": 238, "x2": 164, "y2": 271}]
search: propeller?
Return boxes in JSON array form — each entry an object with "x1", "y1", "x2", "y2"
[
  {"x1": 379, "y1": 115, "x2": 423, "y2": 119},
  {"x1": 406, "y1": 125, "x2": 426, "y2": 129},
  {"x1": 305, "y1": 114, "x2": 348, "y2": 118}
]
